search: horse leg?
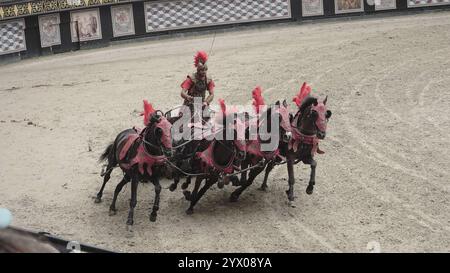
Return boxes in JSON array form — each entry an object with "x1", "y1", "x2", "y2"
[
  {"x1": 260, "y1": 160, "x2": 275, "y2": 191},
  {"x1": 217, "y1": 175, "x2": 226, "y2": 189},
  {"x1": 181, "y1": 176, "x2": 191, "y2": 190},
  {"x1": 185, "y1": 176, "x2": 204, "y2": 214},
  {"x1": 230, "y1": 164, "x2": 265, "y2": 202},
  {"x1": 187, "y1": 178, "x2": 216, "y2": 214},
  {"x1": 286, "y1": 154, "x2": 296, "y2": 202},
  {"x1": 306, "y1": 159, "x2": 317, "y2": 195},
  {"x1": 95, "y1": 164, "x2": 114, "y2": 203},
  {"x1": 239, "y1": 160, "x2": 249, "y2": 186},
  {"x1": 183, "y1": 176, "x2": 201, "y2": 202},
  {"x1": 169, "y1": 172, "x2": 180, "y2": 192},
  {"x1": 109, "y1": 174, "x2": 130, "y2": 216},
  {"x1": 228, "y1": 175, "x2": 240, "y2": 187},
  {"x1": 126, "y1": 175, "x2": 139, "y2": 233},
  {"x1": 149, "y1": 177, "x2": 162, "y2": 222}
]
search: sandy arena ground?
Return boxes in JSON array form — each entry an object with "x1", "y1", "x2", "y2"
[{"x1": 0, "y1": 11, "x2": 449, "y2": 253}]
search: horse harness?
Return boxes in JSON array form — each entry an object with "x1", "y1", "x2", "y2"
[
  {"x1": 118, "y1": 126, "x2": 166, "y2": 176},
  {"x1": 288, "y1": 111, "x2": 322, "y2": 156}
]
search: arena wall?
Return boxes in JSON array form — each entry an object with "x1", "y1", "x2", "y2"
[{"x1": 0, "y1": 0, "x2": 449, "y2": 63}]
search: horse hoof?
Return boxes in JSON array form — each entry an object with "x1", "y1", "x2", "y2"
[
  {"x1": 288, "y1": 201, "x2": 296, "y2": 208},
  {"x1": 169, "y1": 183, "x2": 177, "y2": 192},
  {"x1": 229, "y1": 194, "x2": 239, "y2": 203},
  {"x1": 186, "y1": 208, "x2": 194, "y2": 215},
  {"x1": 181, "y1": 183, "x2": 189, "y2": 190},
  {"x1": 183, "y1": 191, "x2": 191, "y2": 201},
  {"x1": 258, "y1": 186, "x2": 268, "y2": 192},
  {"x1": 125, "y1": 226, "x2": 134, "y2": 237},
  {"x1": 109, "y1": 209, "x2": 117, "y2": 216},
  {"x1": 306, "y1": 186, "x2": 314, "y2": 195},
  {"x1": 94, "y1": 197, "x2": 102, "y2": 203},
  {"x1": 286, "y1": 190, "x2": 295, "y2": 202},
  {"x1": 217, "y1": 182, "x2": 224, "y2": 189},
  {"x1": 149, "y1": 213, "x2": 157, "y2": 222}
]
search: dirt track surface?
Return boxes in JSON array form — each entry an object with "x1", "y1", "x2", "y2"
[{"x1": 1, "y1": 11, "x2": 449, "y2": 252}]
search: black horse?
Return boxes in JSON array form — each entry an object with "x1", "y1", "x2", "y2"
[
  {"x1": 96, "y1": 111, "x2": 172, "y2": 232},
  {"x1": 228, "y1": 100, "x2": 292, "y2": 202},
  {"x1": 261, "y1": 96, "x2": 332, "y2": 202},
  {"x1": 170, "y1": 106, "x2": 246, "y2": 214},
  {"x1": 165, "y1": 103, "x2": 214, "y2": 192}
]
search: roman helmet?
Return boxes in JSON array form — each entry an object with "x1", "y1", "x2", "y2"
[{"x1": 194, "y1": 51, "x2": 208, "y2": 77}]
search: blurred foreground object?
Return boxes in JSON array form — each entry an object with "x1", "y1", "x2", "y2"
[
  {"x1": 0, "y1": 228, "x2": 60, "y2": 253},
  {"x1": 0, "y1": 208, "x2": 12, "y2": 229}
]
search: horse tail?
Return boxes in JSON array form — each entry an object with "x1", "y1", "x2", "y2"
[{"x1": 99, "y1": 143, "x2": 114, "y2": 163}]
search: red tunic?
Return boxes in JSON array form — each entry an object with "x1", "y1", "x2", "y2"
[
  {"x1": 181, "y1": 76, "x2": 215, "y2": 93},
  {"x1": 181, "y1": 74, "x2": 215, "y2": 105}
]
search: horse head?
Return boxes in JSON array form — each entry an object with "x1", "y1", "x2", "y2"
[
  {"x1": 297, "y1": 96, "x2": 332, "y2": 139},
  {"x1": 311, "y1": 96, "x2": 332, "y2": 139},
  {"x1": 257, "y1": 100, "x2": 292, "y2": 152},
  {"x1": 144, "y1": 110, "x2": 173, "y2": 157},
  {"x1": 215, "y1": 99, "x2": 247, "y2": 161}
]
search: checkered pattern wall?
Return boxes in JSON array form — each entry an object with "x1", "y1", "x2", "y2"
[
  {"x1": 145, "y1": 0, "x2": 292, "y2": 32},
  {"x1": 408, "y1": 0, "x2": 450, "y2": 6},
  {"x1": 0, "y1": 19, "x2": 26, "y2": 55}
]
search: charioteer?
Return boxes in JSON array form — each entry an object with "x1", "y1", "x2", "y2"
[{"x1": 180, "y1": 51, "x2": 215, "y2": 115}]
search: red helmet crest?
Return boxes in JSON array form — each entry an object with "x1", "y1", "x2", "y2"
[{"x1": 194, "y1": 51, "x2": 208, "y2": 67}]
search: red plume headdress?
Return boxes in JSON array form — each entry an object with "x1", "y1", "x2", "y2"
[
  {"x1": 293, "y1": 82, "x2": 312, "y2": 107},
  {"x1": 217, "y1": 98, "x2": 237, "y2": 115},
  {"x1": 194, "y1": 51, "x2": 208, "y2": 67},
  {"x1": 219, "y1": 98, "x2": 226, "y2": 114},
  {"x1": 141, "y1": 99, "x2": 155, "y2": 126},
  {"x1": 251, "y1": 86, "x2": 265, "y2": 114},
  {"x1": 213, "y1": 98, "x2": 228, "y2": 126}
]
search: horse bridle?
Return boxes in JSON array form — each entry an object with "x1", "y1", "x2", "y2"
[
  {"x1": 141, "y1": 111, "x2": 166, "y2": 155},
  {"x1": 298, "y1": 106, "x2": 327, "y2": 136}
]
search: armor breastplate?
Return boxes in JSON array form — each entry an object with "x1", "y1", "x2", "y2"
[{"x1": 190, "y1": 78, "x2": 207, "y2": 100}]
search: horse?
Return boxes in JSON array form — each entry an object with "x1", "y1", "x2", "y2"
[
  {"x1": 165, "y1": 103, "x2": 214, "y2": 192},
  {"x1": 228, "y1": 99, "x2": 293, "y2": 202},
  {"x1": 96, "y1": 105, "x2": 172, "y2": 232},
  {"x1": 177, "y1": 100, "x2": 247, "y2": 214},
  {"x1": 261, "y1": 95, "x2": 332, "y2": 202}
]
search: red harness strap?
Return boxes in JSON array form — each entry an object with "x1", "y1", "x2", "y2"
[
  {"x1": 118, "y1": 133, "x2": 166, "y2": 176},
  {"x1": 197, "y1": 141, "x2": 235, "y2": 174},
  {"x1": 289, "y1": 113, "x2": 325, "y2": 156},
  {"x1": 246, "y1": 139, "x2": 279, "y2": 161},
  {"x1": 242, "y1": 117, "x2": 280, "y2": 162},
  {"x1": 289, "y1": 127, "x2": 320, "y2": 156}
]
